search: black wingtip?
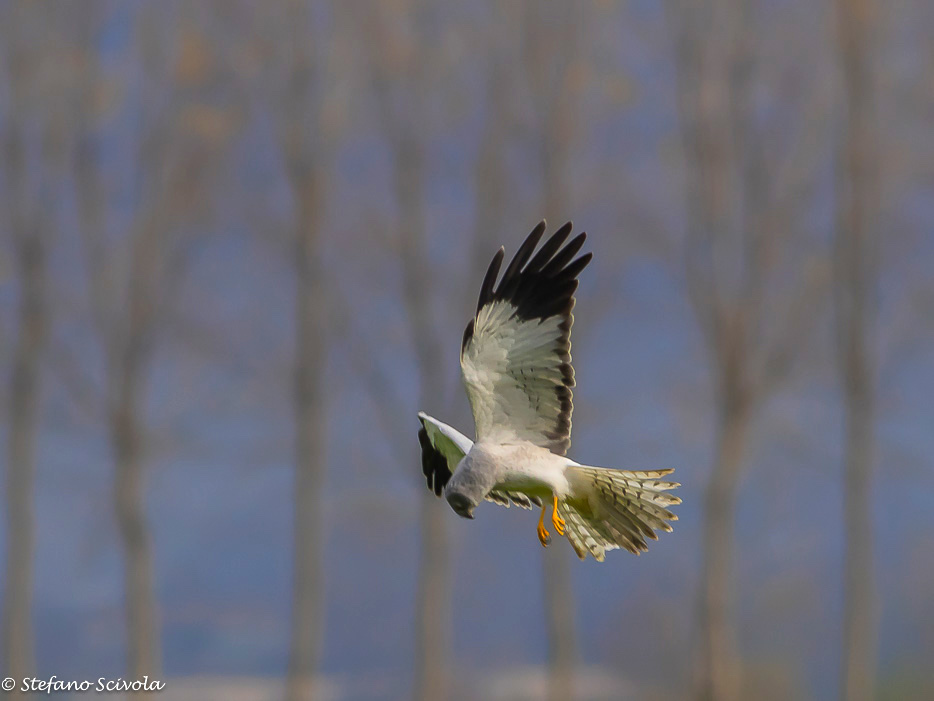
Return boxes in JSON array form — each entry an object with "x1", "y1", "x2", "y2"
[
  {"x1": 476, "y1": 246, "x2": 505, "y2": 313},
  {"x1": 497, "y1": 222, "x2": 547, "y2": 296},
  {"x1": 418, "y1": 422, "x2": 450, "y2": 497},
  {"x1": 485, "y1": 223, "x2": 591, "y2": 322}
]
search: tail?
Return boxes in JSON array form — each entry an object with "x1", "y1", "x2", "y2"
[{"x1": 560, "y1": 466, "x2": 681, "y2": 561}]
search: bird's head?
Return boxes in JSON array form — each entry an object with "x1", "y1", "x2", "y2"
[
  {"x1": 445, "y1": 490, "x2": 477, "y2": 519},
  {"x1": 444, "y1": 459, "x2": 496, "y2": 519}
]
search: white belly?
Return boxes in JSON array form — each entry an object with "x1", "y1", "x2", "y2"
[{"x1": 464, "y1": 441, "x2": 573, "y2": 499}]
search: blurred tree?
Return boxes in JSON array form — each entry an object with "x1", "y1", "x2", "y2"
[
  {"x1": 367, "y1": 3, "x2": 451, "y2": 698},
  {"x1": 833, "y1": 0, "x2": 879, "y2": 698},
  {"x1": 268, "y1": 1, "x2": 342, "y2": 698},
  {"x1": 70, "y1": 4, "x2": 227, "y2": 686},
  {"x1": 666, "y1": 2, "x2": 830, "y2": 699},
  {"x1": 0, "y1": 3, "x2": 76, "y2": 690}
]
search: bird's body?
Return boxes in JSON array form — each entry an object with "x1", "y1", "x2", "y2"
[
  {"x1": 417, "y1": 221, "x2": 680, "y2": 560},
  {"x1": 457, "y1": 441, "x2": 572, "y2": 504}
]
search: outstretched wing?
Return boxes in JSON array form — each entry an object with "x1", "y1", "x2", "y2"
[
  {"x1": 460, "y1": 221, "x2": 592, "y2": 456},
  {"x1": 417, "y1": 411, "x2": 544, "y2": 509},
  {"x1": 418, "y1": 412, "x2": 471, "y2": 496}
]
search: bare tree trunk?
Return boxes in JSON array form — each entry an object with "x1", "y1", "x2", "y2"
[
  {"x1": 111, "y1": 370, "x2": 161, "y2": 682},
  {"x1": 1, "y1": 9, "x2": 59, "y2": 680},
  {"x1": 413, "y1": 496, "x2": 449, "y2": 701},
  {"x1": 834, "y1": 0, "x2": 877, "y2": 698},
  {"x1": 392, "y1": 130, "x2": 450, "y2": 701},
  {"x1": 286, "y1": 168, "x2": 329, "y2": 701},
  {"x1": 3, "y1": 232, "x2": 48, "y2": 691},
  {"x1": 695, "y1": 403, "x2": 749, "y2": 701},
  {"x1": 275, "y1": 3, "x2": 333, "y2": 696},
  {"x1": 839, "y1": 378, "x2": 873, "y2": 701},
  {"x1": 543, "y1": 546, "x2": 576, "y2": 701},
  {"x1": 109, "y1": 235, "x2": 163, "y2": 685},
  {"x1": 105, "y1": 287, "x2": 162, "y2": 690}
]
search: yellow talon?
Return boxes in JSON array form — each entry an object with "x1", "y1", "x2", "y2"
[
  {"x1": 537, "y1": 503, "x2": 551, "y2": 547},
  {"x1": 551, "y1": 494, "x2": 566, "y2": 535}
]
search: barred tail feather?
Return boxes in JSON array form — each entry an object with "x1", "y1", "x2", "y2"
[
  {"x1": 559, "y1": 503, "x2": 613, "y2": 561},
  {"x1": 563, "y1": 465, "x2": 681, "y2": 561},
  {"x1": 486, "y1": 490, "x2": 543, "y2": 509}
]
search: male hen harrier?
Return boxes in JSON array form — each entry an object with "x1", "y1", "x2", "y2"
[{"x1": 417, "y1": 221, "x2": 680, "y2": 561}]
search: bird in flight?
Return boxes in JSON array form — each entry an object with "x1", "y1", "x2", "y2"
[{"x1": 417, "y1": 221, "x2": 680, "y2": 561}]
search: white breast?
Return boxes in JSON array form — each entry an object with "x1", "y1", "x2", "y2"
[{"x1": 463, "y1": 441, "x2": 574, "y2": 500}]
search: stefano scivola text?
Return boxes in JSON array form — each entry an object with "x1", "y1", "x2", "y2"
[{"x1": 2, "y1": 675, "x2": 166, "y2": 693}]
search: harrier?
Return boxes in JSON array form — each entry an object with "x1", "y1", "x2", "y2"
[{"x1": 417, "y1": 221, "x2": 680, "y2": 560}]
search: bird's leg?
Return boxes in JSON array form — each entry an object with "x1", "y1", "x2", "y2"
[
  {"x1": 537, "y1": 502, "x2": 551, "y2": 547},
  {"x1": 551, "y1": 494, "x2": 566, "y2": 535}
]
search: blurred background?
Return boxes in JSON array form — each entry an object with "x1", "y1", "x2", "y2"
[{"x1": 1, "y1": 1, "x2": 932, "y2": 700}]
